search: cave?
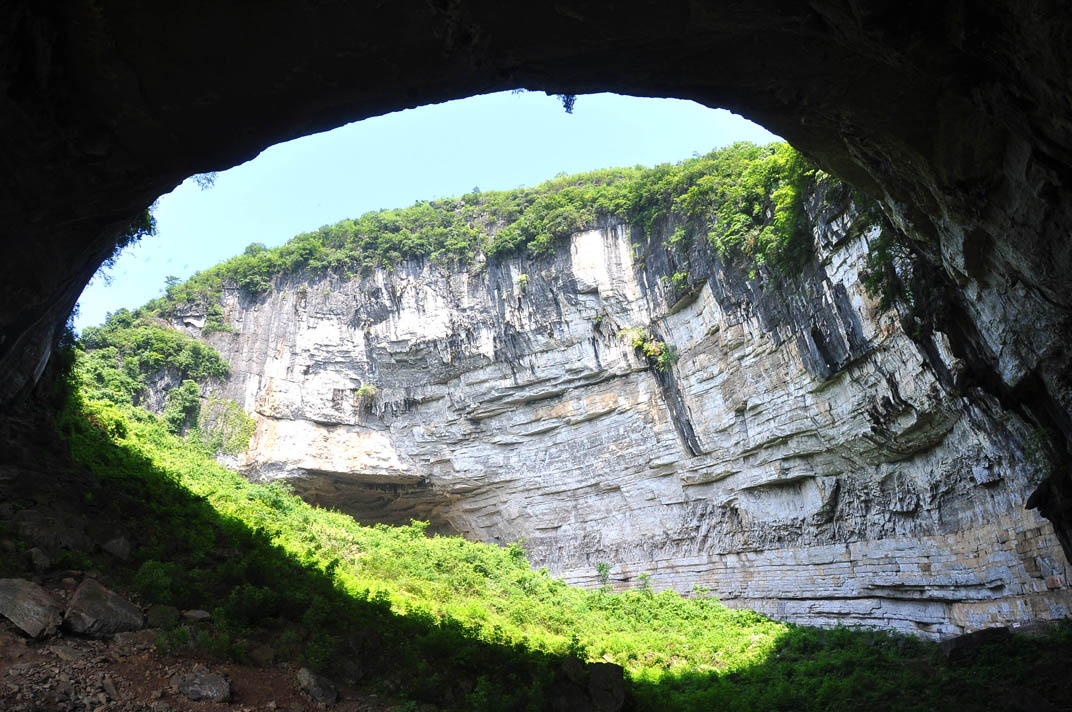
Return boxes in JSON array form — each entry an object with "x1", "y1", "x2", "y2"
[{"x1": 3, "y1": 0, "x2": 1071, "y2": 605}]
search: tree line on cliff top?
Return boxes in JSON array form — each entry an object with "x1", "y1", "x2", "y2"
[{"x1": 145, "y1": 142, "x2": 819, "y2": 316}]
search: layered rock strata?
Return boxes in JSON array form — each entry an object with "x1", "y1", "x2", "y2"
[{"x1": 175, "y1": 194, "x2": 1071, "y2": 638}]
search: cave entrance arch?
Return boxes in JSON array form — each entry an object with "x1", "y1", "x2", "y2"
[{"x1": 2, "y1": 1, "x2": 1071, "y2": 568}]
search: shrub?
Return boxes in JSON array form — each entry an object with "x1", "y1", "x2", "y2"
[
  {"x1": 162, "y1": 380, "x2": 201, "y2": 434},
  {"x1": 617, "y1": 328, "x2": 679, "y2": 372}
]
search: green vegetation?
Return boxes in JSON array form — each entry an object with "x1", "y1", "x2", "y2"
[
  {"x1": 139, "y1": 142, "x2": 826, "y2": 320},
  {"x1": 55, "y1": 147, "x2": 1070, "y2": 710},
  {"x1": 861, "y1": 220, "x2": 914, "y2": 312},
  {"x1": 355, "y1": 384, "x2": 378, "y2": 413},
  {"x1": 98, "y1": 206, "x2": 158, "y2": 280},
  {"x1": 619, "y1": 327, "x2": 679, "y2": 372},
  {"x1": 162, "y1": 379, "x2": 201, "y2": 434},
  {"x1": 76, "y1": 311, "x2": 252, "y2": 457},
  {"x1": 80, "y1": 309, "x2": 230, "y2": 392},
  {"x1": 197, "y1": 395, "x2": 257, "y2": 455},
  {"x1": 51, "y1": 347, "x2": 1072, "y2": 710},
  {"x1": 596, "y1": 561, "x2": 611, "y2": 588}
]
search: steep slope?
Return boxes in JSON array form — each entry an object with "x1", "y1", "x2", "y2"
[{"x1": 123, "y1": 146, "x2": 1069, "y2": 638}]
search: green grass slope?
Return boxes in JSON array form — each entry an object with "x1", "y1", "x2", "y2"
[{"x1": 39, "y1": 336, "x2": 1071, "y2": 711}]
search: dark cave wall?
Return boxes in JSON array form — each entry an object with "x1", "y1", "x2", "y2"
[{"x1": 2, "y1": 0, "x2": 1071, "y2": 539}]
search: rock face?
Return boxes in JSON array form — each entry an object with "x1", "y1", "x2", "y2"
[
  {"x1": 63, "y1": 578, "x2": 144, "y2": 638},
  {"x1": 173, "y1": 190, "x2": 1071, "y2": 638},
  {"x1": 0, "y1": 579, "x2": 62, "y2": 638}
]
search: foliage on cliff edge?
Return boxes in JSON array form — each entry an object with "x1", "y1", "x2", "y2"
[{"x1": 144, "y1": 142, "x2": 825, "y2": 318}]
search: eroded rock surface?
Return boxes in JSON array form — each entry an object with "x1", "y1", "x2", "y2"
[
  {"x1": 63, "y1": 578, "x2": 144, "y2": 638},
  {"x1": 0, "y1": 579, "x2": 62, "y2": 638},
  {"x1": 174, "y1": 192, "x2": 1071, "y2": 638}
]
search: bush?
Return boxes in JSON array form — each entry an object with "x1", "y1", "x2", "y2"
[{"x1": 162, "y1": 380, "x2": 201, "y2": 434}]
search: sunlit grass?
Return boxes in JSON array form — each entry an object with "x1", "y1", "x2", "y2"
[
  {"x1": 78, "y1": 393, "x2": 787, "y2": 679},
  {"x1": 55, "y1": 371, "x2": 1072, "y2": 711}
]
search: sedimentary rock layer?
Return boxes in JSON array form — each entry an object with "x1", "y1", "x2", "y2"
[{"x1": 176, "y1": 192, "x2": 1071, "y2": 638}]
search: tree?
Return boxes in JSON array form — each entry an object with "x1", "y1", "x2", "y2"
[{"x1": 163, "y1": 380, "x2": 201, "y2": 434}]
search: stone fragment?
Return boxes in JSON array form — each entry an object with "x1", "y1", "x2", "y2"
[
  {"x1": 13, "y1": 509, "x2": 93, "y2": 552},
  {"x1": 8, "y1": 663, "x2": 33, "y2": 676},
  {"x1": 49, "y1": 644, "x2": 82, "y2": 663},
  {"x1": 181, "y1": 608, "x2": 211, "y2": 622},
  {"x1": 63, "y1": 578, "x2": 143, "y2": 637},
  {"x1": 102, "y1": 536, "x2": 131, "y2": 561},
  {"x1": 297, "y1": 667, "x2": 338, "y2": 703},
  {"x1": 0, "y1": 578, "x2": 63, "y2": 637},
  {"x1": 26, "y1": 547, "x2": 51, "y2": 572},
  {"x1": 112, "y1": 628, "x2": 160, "y2": 652},
  {"x1": 173, "y1": 664, "x2": 230, "y2": 703}
]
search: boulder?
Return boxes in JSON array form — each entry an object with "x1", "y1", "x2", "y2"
[
  {"x1": 0, "y1": 578, "x2": 62, "y2": 638},
  {"x1": 298, "y1": 667, "x2": 338, "y2": 704},
  {"x1": 13, "y1": 509, "x2": 93, "y2": 552},
  {"x1": 102, "y1": 536, "x2": 131, "y2": 561},
  {"x1": 26, "y1": 547, "x2": 51, "y2": 572},
  {"x1": 63, "y1": 578, "x2": 143, "y2": 637},
  {"x1": 173, "y1": 664, "x2": 231, "y2": 703}
]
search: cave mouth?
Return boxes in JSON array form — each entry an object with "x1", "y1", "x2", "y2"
[{"x1": 2, "y1": 1, "x2": 1072, "y2": 645}]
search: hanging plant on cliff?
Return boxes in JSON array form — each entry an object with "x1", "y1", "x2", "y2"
[{"x1": 618, "y1": 327, "x2": 679, "y2": 372}]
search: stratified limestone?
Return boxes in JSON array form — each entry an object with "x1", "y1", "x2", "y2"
[{"x1": 172, "y1": 193, "x2": 1070, "y2": 639}]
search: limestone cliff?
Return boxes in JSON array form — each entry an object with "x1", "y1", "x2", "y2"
[{"x1": 164, "y1": 187, "x2": 1069, "y2": 639}]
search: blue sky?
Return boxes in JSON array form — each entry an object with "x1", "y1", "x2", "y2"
[{"x1": 75, "y1": 91, "x2": 778, "y2": 331}]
